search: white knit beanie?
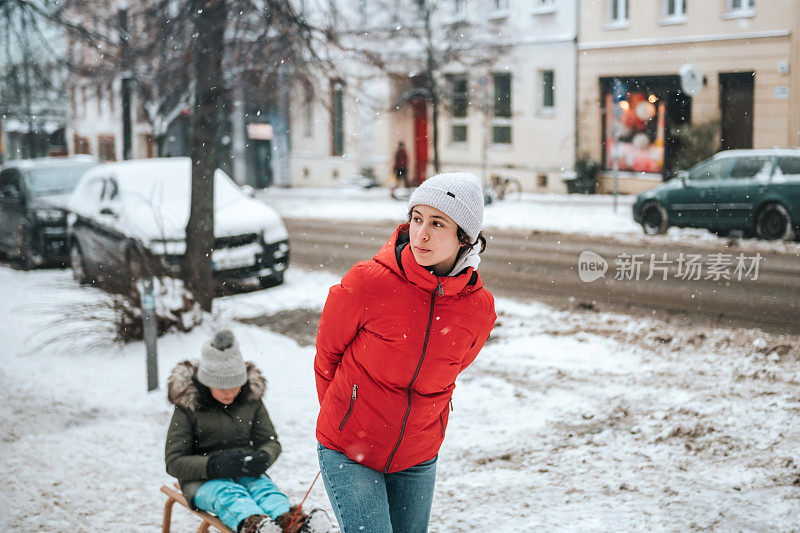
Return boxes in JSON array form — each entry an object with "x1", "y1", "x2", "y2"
[
  {"x1": 197, "y1": 330, "x2": 247, "y2": 389},
  {"x1": 408, "y1": 173, "x2": 484, "y2": 242}
]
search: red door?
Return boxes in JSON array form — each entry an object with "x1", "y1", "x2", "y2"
[{"x1": 411, "y1": 97, "x2": 429, "y2": 185}]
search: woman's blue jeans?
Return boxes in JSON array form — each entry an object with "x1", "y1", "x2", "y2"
[
  {"x1": 193, "y1": 475, "x2": 291, "y2": 531},
  {"x1": 317, "y1": 442, "x2": 437, "y2": 533}
]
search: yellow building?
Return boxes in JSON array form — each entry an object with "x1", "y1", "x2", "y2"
[{"x1": 577, "y1": 0, "x2": 800, "y2": 194}]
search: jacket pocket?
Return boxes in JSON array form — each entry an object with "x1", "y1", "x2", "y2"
[
  {"x1": 338, "y1": 384, "x2": 358, "y2": 431},
  {"x1": 439, "y1": 400, "x2": 453, "y2": 438}
]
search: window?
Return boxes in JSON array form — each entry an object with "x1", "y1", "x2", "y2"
[
  {"x1": 724, "y1": 0, "x2": 755, "y2": 18},
  {"x1": 450, "y1": 75, "x2": 468, "y2": 143},
  {"x1": 540, "y1": 70, "x2": 555, "y2": 111},
  {"x1": 776, "y1": 157, "x2": 800, "y2": 177},
  {"x1": 492, "y1": 125, "x2": 512, "y2": 144},
  {"x1": 98, "y1": 134, "x2": 117, "y2": 162},
  {"x1": 662, "y1": 0, "x2": 686, "y2": 19},
  {"x1": 73, "y1": 134, "x2": 91, "y2": 155},
  {"x1": 451, "y1": 75, "x2": 468, "y2": 117},
  {"x1": 492, "y1": 0, "x2": 509, "y2": 12},
  {"x1": 493, "y1": 73, "x2": 511, "y2": 117},
  {"x1": 607, "y1": 0, "x2": 629, "y2": 24},
  {"x1": 689, "y1": 159, "x2": 730, "y2": 182},
  {"x1": 0, "y1": 169, "x2": 22, "y2": 200},
  {"x1": 728, "y1": 157, "x2": 771, "y2": 180},
  {"x1": 532, "y1": 0, "x2": 556, "y2": 13},
  {"x1": 331, "y1": 80, "x2": 344, "y2": 156},
  {"x1": 492, "y1": 72, "x2": 512, "y2": 144},
  {"x1": 729, "y1": 0, "x2": 755, "y2": 11}
]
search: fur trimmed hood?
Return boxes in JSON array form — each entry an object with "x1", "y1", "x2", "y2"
[{"x1": 167, "y1": 359, "x2": 267, "y2": 411}]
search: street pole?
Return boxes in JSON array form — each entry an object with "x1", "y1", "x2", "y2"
[
  {"x1": 118, "y1": 8, "x2": 132, "y2": 160},
  {"x1": 141, "y1": 277, "x2": 159, "y2": 392},
  {"x1": 611, "y1": 78, "x2": 627, "y2": 214},
  {"x1": 478, "y1": 74, "x2": 491, "y2": 197},
  {"x1": 613, "y1": 106, "x2": 620, "y2": 213}
]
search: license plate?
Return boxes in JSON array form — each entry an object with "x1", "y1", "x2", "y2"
[{"x1": 212, "y1": 253, "x2": 255, "y2": 271}]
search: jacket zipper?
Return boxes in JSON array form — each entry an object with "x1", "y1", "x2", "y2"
[
  {"x1": 384, "y1": 280, "x2": 442, "y2": 472},
  {"x1": 338, "y1": 384, "x2": 358, "y2": 431},
  {"x1": 440, "y1": 400, "x2": 453, "y2": 437}
]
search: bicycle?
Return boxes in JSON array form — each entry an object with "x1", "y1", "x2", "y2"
[{"x1": 488, "y1": 174, "x2": 523, "y2": 201}]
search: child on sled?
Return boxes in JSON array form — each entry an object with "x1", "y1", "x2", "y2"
[{"x1": 165, "y1": 330, "x2": 328, "y2": 533}]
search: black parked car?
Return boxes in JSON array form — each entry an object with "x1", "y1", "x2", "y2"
[{"x1": 0, "y1": 156, "x2": 98, "y2": 268}]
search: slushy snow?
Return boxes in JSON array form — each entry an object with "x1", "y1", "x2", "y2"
[{"x1": 2, "y1": 261, "x2": 798, "y2": 530}]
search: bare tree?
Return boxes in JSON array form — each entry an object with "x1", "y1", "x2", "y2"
[
  {"x1": 55, "y1": 0, "x2": 339, "y2": 311},
  {"x1": 184, "y1": 0, "x2": 225, "y2": 310},
  {"x1": 342, "y1": 0, "x2": 500, "y2": 176}
]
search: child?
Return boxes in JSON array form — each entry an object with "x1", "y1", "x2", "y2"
[{"x1": 166, "y1": 330, "x2": 321, "y2": 533}]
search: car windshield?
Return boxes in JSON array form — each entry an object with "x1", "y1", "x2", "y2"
[{"x1": 24, "y1": 163, "x2": 97, "y2": 195}]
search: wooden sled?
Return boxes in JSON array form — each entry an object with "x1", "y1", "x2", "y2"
[{"x1": 161, "y1": 484, "x2": 233, "y2": 533}]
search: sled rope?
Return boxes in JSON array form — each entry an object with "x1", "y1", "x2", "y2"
[{"x1": 288, "y1": 470, "x2": 321, "y2": 529}]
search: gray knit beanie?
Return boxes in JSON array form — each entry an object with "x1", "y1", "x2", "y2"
[
  {"x1": 408, "y1": 173, "x2": 484, "y2": 242},
  {"x1": 197, "y1": 330, "x2": 247, "y2": 389}
]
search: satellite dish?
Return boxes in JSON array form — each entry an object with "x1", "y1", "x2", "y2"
[{"x1": 679, "y1": 64, "x2": 703, "y2": 96}]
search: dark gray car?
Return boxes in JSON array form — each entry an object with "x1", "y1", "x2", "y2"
[{"x1": 0, "y1": 156, "x2": 98, "y2": 267}]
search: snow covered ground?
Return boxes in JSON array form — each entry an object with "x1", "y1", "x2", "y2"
[
  {"x1": 258, "y1": 187, "x2": 800, "y2": 254},
  {"x1": 2, "y1": 262, "x2": 799, "y2": 531}
]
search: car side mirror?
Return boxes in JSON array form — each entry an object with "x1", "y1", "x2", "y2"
[{"x1": 1, "y1": 187, "x2": 22, "y2": 203}]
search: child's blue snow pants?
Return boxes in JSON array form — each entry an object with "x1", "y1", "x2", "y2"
[{"x1": 193, "y1": 475, "x2": 291, "y2": 531}]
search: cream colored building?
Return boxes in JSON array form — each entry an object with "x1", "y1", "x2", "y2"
[
  {"x1": 289, "y1": 0, "x2": 579, "y2": 193},
  {"x1": 577, "y1": 0, "x2": 800, "y2": 194}
]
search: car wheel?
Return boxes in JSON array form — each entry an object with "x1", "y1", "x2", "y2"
[
  {"x1": 640, "y1": 201, "x2": 669, "y2": 235},
  {"x1": 17, "y1": 225, "x2": 40, "y2": 270},
  {"x1": 755, "y1": 202, "x2": 795, "y2": 241},
  {"x1": 259, "y1": 271, "x2": 284, "y2": 289},
  {"x1": 71, "y1": 241, "x2": 90, "y2": 284}
]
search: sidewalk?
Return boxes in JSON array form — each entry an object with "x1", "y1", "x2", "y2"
[{"x1": 257, "y1": 186, "x2": 641, "y2": 236}]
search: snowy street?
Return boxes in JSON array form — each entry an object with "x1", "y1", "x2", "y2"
[{"x1": 2, "y1": 256, "x2": 799, "y2": 530}]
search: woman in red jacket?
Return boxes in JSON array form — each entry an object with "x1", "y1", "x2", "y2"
[{"x1": 314, "y1": 173, "x2": 496, "y2": 532}]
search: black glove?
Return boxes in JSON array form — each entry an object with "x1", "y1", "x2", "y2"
[
  {"x1": 243, "y1": 450, "x2": 272, "y2": 476},
  {"x1": 206, "y1": 450, "x2": 247, "y2": 479}
]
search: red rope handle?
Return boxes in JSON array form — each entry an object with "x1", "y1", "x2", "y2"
[{"x1": 288, "y1": 470, "x2": 321, "y2": 529}]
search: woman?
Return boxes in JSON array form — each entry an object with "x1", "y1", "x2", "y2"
[{"x1": 314, "y1": 173, "x2": 497, "y2": 532}]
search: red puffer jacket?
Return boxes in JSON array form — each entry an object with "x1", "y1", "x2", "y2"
[{"x1": 315, "y1": 224, "x2": 496, "y2": 473}]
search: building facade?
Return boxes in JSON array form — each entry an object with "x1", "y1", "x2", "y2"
[
  {"x1": 289, "y1": 0, "x2": 579, "y2": 193},
  {"x1": 577, "y1": 0, "x2": 800, "y2": 194}
]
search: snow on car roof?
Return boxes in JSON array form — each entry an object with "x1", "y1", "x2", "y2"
[
  {"x1": 2, "y1": 155, "x2": 98, "y2": 170},
  {"x1": 713, "y1": 148, "x2": 800, "y2": 159},
  {"x1": 83, "y1": 157, "x2": 241, "y2": 198}
]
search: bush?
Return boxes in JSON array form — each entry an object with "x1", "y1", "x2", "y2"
[{"x1": 672, "y1": 120, "x2": 721, "y2": 171}]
